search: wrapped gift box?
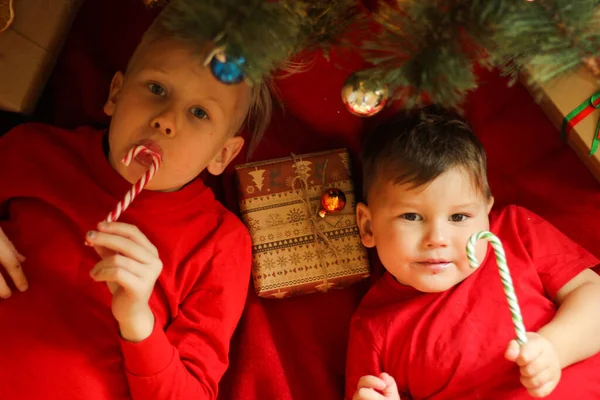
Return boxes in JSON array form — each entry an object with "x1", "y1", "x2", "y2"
[
  {"x1": 235, "y1": 149, "x2": 370, "y2": 299},
  {"x1": 0, "y1": 0, "x2": 83, "y2": 113},
  {"x1": 522, "y1": 66, "x2": 600, "y2": 183}
]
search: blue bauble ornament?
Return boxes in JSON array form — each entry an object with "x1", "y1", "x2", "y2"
[{"x1": 210, "y1": 51, "x2": 246, "y2": 84}]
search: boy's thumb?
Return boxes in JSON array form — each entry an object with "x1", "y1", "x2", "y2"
[
  {"x1": 379, "y1": 373, "x2": 400, "y2": 398},
  {"x1": 504, "y1": 339, "x2": 520, "y2": 362}
]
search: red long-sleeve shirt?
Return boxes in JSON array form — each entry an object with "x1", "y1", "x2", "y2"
[
  {"x1": 346, "y1": 206, "x2": 600, "y2": 399},
  {"x1": 0, "y1": 124, "x2": 252, "y2": 399}
]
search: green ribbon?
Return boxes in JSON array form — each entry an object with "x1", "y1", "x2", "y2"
[{"x1": 561, "y1": 91, "x2": 600, "y2": 156}]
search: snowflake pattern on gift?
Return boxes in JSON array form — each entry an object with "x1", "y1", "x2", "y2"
[
  {"x1": 303, "y1": 251, "x2": 315, "y2": 263},
  {"x1": 293, "y1": 229, "x2": 301, "y2": 236},
  {"x1": 276, "y1": 255, "x2": 288, "y2": 268},
  {"x1": 266, "y1": 213, "x2": 284, "y2": 228},
  {"x1": 287, "y1": 208, "x2": 305, "y2": 223},
  {"x1": 285, "y1": 175, "x2": 295, "y2": 188},
  {"x1": 262, "y1": 257, "x2": 276, "y2": 271},
  {"x1": 343, "y1": 243, "x2": 355, "y2": 254},
  {"x1": 267, "y1": 233, "x2": 275, "y2": 241},
  {"x1": 246, "y1": 217, "x2": 260, "y2": 233},
  {"x1": 289, "y1": 253, "x2": 302, "y2": 266},
  {"x1": 284, "y1": 230, "x2": 292, "y2": 238},
  {"x1": 245, "y1": 185, "x2": 256, "y2": 194},
  {"x1": 330, "y1": 169, "x2": 342, "y2": 182},
  {"x1": 292, "y1": 160, "x2": 312, "y2": 181}
]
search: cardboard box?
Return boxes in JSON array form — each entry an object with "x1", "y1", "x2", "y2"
[
  {"x1": 236, "y1": 149, "x2": 370, "y2": 299},
  {"x1": 0, "y1": 0, "x2": 83, "y2": 113},
  {"x1": 522, "y1": 66, "x2": 600, "y2": 183}
]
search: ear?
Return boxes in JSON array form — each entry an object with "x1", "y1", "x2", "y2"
[
  {"x1": 104, "y1": 71, "x2": 125, "y2": 117},
  {"x1": 486, "y1": 196, "x2": 495, "y2": 214},
  {"x1": 207, "y1": 136, "x2": 245, "y2": 176},
  {"x1": 356, "y1": 202, "x2": 376, "y2": 248}
]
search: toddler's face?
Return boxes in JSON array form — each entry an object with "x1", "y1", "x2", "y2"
[
  {"x1": 357, "y1": 167, "x2": 493, "y2": 292},
  {"x1": 104, "y1": 39, "x2": 251, "y2": 191}
]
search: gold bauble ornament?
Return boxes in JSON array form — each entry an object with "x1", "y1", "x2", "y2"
[{"x1": 341, "y1": 73, "x2": 388, "y2": 117}]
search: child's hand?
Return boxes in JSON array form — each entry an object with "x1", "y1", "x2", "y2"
[
  {"x1": 353, "y1": 373, "x2": 401, "y2": 400},
  {"x1": 0, "y1": 227, "x2": 28, "y2": 298},
  {"x1": 86, "y1": 222, "x2": 162, "y2": 342},
  {"x1": 505, "y1": 332, "x2": 561, "y2": 398}
]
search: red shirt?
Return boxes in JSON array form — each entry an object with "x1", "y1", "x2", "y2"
[
  {"x1": 0, "y1": 124, "x2": 252, "y2": 399},
  {"x1": 345, "y1": 205, "x2": 600, "y2": 399}
]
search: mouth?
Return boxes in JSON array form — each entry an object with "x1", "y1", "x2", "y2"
[
  {"x1": 416, "y1": 260, "x2": 452, "y2": 272},
  {"x1": 134, "y1": 140, "x2": 163, "y2": 167}
]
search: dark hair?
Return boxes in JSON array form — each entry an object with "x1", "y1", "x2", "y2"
[{"x1": 361, "y1": 105, "x2": 491, "y2": 202}]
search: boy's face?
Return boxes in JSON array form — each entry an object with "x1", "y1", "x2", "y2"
[
  {"x1": 357, "y1": 167, "x2": 494, "y2": 293},
  {"x1": 104, "y1": 39, "x2": 251, "y2": 192}
]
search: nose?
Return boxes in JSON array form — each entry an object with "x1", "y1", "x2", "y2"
[
  {"x1": 423, "y1": 220, "x2": 448, "y2": 248},
  {"x1": 150, "y1": 109, "x2": 176, "y2": 137}
]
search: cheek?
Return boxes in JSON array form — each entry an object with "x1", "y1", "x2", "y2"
[{"x1": 374, "y1": 222, "x2": 417, "y2": 256}]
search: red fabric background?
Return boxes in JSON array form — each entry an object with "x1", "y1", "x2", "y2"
[{"x1": 34, "y1": 1, "x2": 600, "y2": 399}]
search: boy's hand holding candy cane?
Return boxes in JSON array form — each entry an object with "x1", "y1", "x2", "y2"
[
  {"x1": 468, "y1": 231, "x2": 561, "y2": 398},
  {"x1": 504, "y1": 332, "x2": 561, "y2": 398},
  {"x1": 352, "y1": 373, "x2": 401, "y2": 400},
  {"x1": 86, "y1": 145, "x2": 163, "y2": 342}
]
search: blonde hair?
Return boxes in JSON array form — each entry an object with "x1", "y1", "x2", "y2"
[{"x1": 126, "y1": 8, "x2": 274, "y2": 157}]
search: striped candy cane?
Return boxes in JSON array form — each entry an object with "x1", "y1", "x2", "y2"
[
  {"x1": 467, "y1": 231, "x2": 528, "y2": 345},
  {"x1": 105, "y1": 145, "x2": 162, "y2": 223}
]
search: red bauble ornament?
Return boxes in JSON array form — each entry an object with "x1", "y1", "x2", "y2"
[{"x1": 318, "y1": 188, "x2": 346, "y2": 218}]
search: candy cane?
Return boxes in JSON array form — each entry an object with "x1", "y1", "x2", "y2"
[
  {"x1": 105, "y1": 145, "x2": 162, "y2": 223},
  {"x1": 467, "y1": 231, "x2": 528, "y2": 345}
]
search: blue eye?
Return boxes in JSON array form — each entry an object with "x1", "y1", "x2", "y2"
[
  {"x1": 450, "y1": 214, "x2": 468, "y2": 222},
  {"x1": 401, "y1": 213, "x2": 422, "y2": 221},
  {"x1": 190, "y1": 107, "x2": 208, "y2": 120},
  {"x1": 148, "y1": 83, "x2": 165, "y2": 96}
]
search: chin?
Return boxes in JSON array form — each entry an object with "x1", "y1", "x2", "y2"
[{"x1": 414, "y1": 279, "x2": 457, "y2": 293}]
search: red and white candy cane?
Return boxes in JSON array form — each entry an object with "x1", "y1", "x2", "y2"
[{"x1": 105, "y1": 145, "x2": 162, "y2": 223}]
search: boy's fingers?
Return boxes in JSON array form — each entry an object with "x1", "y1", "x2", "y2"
[
  {"x1": 528, "y1": 380, "x2": 557, "y2": 398},
  {"x1": 379, "y1": 373, "x2": 400, "y2": 396},
  {"x1": 357, "y1": 375, "x2": 386, "y2": 391},
  {"x1": 87, "y1": 230, "x2": 154, "y2": 264},
  {"x1": 353, "y1": 388, "x2": 385, "y2": 400},
  {"x1": 97, "y1": 222, "x2": 158, "y2": 256},
  {"x1": 504, "y1": 340, "x2": 520, "y2": 362},
  {"x1": 516, "y1": 338, "x2": 543, "y2": 366},
  {"x1": 0, "y1": 233, "x2": 28, "y2": 292},
  {"x1": 520, "y1": 354, "x2": 548, "y2": 378},
  {"x1": 0, "y1": 274, "x2": 12, "y2": 299},
  {"x1": 90, "y1": 266, "x2": 142, "y2": 294},
  {"x1": 91, "y1": 255, "x2": 148, "y2": 279},
  {"x1": 521, "y1": 367, "x2": 553, "y2": 389}
]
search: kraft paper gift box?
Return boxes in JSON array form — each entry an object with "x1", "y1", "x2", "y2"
[
  {"x1": 0, "y1": 0, "x2": 83, "y2": 113},
  {"x1": 522, "y1": 66, "x2": 600, "y2": 183},
  {"x1": 235, "y1": 149, "x2": 371, "y2": 299}
]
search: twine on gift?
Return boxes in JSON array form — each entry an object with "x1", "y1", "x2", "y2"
[
  {"x1": 466, "y1": 231, "x2": 528, "y2": 346},
  {"x1": 561, "y1": 91, "x2": 600, "y2": 155},
  {"x1": 290, "y1": 153, "x2": 341, "y2": 291}
]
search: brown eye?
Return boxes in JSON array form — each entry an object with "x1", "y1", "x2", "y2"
[
  {"x1": 450, "y1": 214, "x2": 468, "y2": 222},
  {"x1": 401, "y1": 213, "x2": 422, "y2": 221}
]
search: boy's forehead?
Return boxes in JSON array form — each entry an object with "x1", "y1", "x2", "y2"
[{"x1": 368, "y1": 167, "x2": 485, "y2": 207}]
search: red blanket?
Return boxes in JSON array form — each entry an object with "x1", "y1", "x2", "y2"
[{"x1": 35, "y1": 1, "x2": 600, "y2": 399}]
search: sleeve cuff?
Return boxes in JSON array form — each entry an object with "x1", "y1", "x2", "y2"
[{"x1": 119, "y1": 316, "x2": 175, "y2": 376}]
